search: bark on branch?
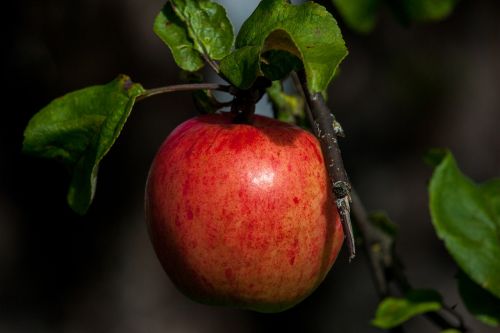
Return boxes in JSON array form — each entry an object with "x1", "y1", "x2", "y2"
[
  {"x1": 292, "y1": 70, "x2": 467, "y2": 332},
  {"x1": 293, "y1": 70, "x2": 356, "y2": 260}
]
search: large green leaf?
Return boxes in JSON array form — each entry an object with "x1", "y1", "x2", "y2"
[
  {"x1": 372, "y1": 290, "x2": 443, "y2": 329},
  {"x1": 154, "y1": 0, "x2": 234, "y2": 71},
  {"x1": 172, "y1": 0, "x2": 234, "y2": 61},
  {"x1": 154, "y1": 3, "x2": 204, "y2": 72},
  {"x1": 458, "y1": 270, "x2": 500, "y2": 326},
  {"x1": 429, "y1": 152, "x2": 500, "y2": 298},
  {"x1": 23, "y1": 75, "x2": 145, "y2": 214},
  {"x1": 222, "y1": 0, "x2": 347, "y2": 93},
  {"x1": 332, "y1": 0, "x2": 381, "y2": 33}
]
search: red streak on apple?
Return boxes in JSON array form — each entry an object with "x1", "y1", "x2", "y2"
[{"x1": 145, "y1": 113, "x2": 344, "y2": 312}]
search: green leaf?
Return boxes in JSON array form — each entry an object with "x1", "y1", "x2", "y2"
[
  {"x1": 266, "y1": 81, "x2": 305, "y2": 125},
  {"x1": 154, "y1": 0, "x2": 234, "y2": 71},
  {"x1": 219, "y1": 46, "x2": 262, "y2": 90},
  {"x1": 154, "y1": 3, "x2": 205, "y2": 72},
  {"x1": 171, "y1": 0, "x2": 234, "y2": 61},
  {"x1": 23, "y1": 75, "x2": 145, "y2": 214},
  {"x1": 441, "y1": 330, "x2": 462, "y2": 333},
  {"x1": 402, "y1": 0, "x2": 459, "y2": 22},
  {"x1": 372, "y1": 289, "x2": 443, "y2": 329},
  {"x1": 260, "y1": 50, "x2": 303, "y2": 82},
  {"x1": 228, "y1": 0, "x2": 347, "y2": 93},
  {"x1": 332, "y1": 0, "x2": 381, "y2": 33},
  {"x1": 429, "y1": 152, "x2": 500, "y2": 299},
  {"x1": 458, "y1": 271, "x2": 500, "y2": 326}
]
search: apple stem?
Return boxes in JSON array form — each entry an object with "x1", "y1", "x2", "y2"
[
  {"x1": 293, "y1": 70, "x2": 356, "y2": 261},
  {"x1": 230, "y1": 77, "x2": 272, "y2": 124},
  {"x1": 136, "y1": 83, "x2": 236, "y2": 101}
]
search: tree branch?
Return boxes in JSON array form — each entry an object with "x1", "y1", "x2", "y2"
[
  {"x1": 291, "y1": 70, "x2": 468, "y2": 332},
  {"x1": 293, "y1": 70, "x2": 356, "y2": 260},
  {"x1": 351, "y1": 191, "x2": 468, "y2": 332}
]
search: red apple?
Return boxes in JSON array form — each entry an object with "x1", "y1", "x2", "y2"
[{"x1": 145, "y1": 112, "x2": 344, "y2": 312}]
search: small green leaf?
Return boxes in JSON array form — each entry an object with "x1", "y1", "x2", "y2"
[
  {"x1": 429, "y1": 152, "x2": 500, "y2": 298},
  {"x1": 171, "y1": 0, "x2": 234, "y2": 61},
  {"x1": 228, "y1": 0, "x2": 347, "y2": 93},
  {"x1": 441, "y1": 330, "x2": 462, "y2": 333},
  {"x1": 23, "y1": 75, "x2": 145, "y2": 214},
  {"x1": 219, "y1": 46, "x2": 262, "y2": 90},
  {"x1": 154, "y1": 3, "x2": 205, "y2": 72},
  {"x1": 458, "y1": 271, "x2": 500, "y2": 326},
  {"x1": 332, "y1": 0, "x2": 381, "y2": 33},
  {"x1": 372, "y1": 290, "x2": 443, "y2": 329},
  {"x1": 266, "y1": 81, "x2": 305, "y2": 126}
]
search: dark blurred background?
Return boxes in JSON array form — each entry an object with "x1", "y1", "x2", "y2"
[{"x1": 1, "y1": 0, "x2": 499, "y2": 332}]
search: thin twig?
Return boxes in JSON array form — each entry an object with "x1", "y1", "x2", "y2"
[
  {"x1": 293, "y1": 70, "x2": 356, "y2": 260},
  {"x1": 351, "y1": 190, "x2": 468, "y2": 332},
  {"x1": 136, "y1": 83, "x2": 233, "y2": 101},
  {"x1": 351, "y1": 190, "x2": 392, "y2": 297}
]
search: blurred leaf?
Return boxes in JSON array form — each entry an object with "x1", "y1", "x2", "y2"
[
  {"x1": 266, "y1": 81, "x2": 305, "y2": 125},
  {"x1": 369, "y1": 211, "x2": 398, "y2": 236},
  {"x1": 154, "y1": 3, "x2": 204, "y2": 71},
  {"x1": 481, "y1": 179, "x2": 500, "y2": 218},
  {"x1": 402, "y1": 0, "x2": 459, "y2": 22},
  {"x1": 23, "y1": 75, "x2": 145, "y2": 214},
  {"x1": 424, "y1": 147, "x2": 449, "y2": 167},
  {"x1": 429, "y1": 152, "x2": 500, "y2": 298},
  {"x1": 171, "y1": 0, "x2": 234, "y2": 61},
  {"x1": 458, "y1": 271, "x2": 500, "y2": 326},
  {"x1": 226, "y1": 0, "x2": 347, "y2": 93},
  {"x1": 332, "y1": 0, "x2": 381, "y2": 33},
  {"x1": 372, "y1": 289, "x2": 443, "y2": 329},
  {"x1": 441, "y1": 330, "x2": 462, "y2": 333}
]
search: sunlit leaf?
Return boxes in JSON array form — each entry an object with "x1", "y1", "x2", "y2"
[{"x1": 372, "y1": 290, "x2": 443, "y2": 329}]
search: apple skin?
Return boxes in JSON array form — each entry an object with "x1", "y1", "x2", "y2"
[{"x1": 145, "y1": 112, "x2": 344, "y2": 312}]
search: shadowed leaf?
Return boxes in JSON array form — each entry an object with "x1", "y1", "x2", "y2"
[
  {"x1": 221, "y1": 0, "x2": 347, "y2": 93},
  {"x1": 458, "y1": 271, "x2": 500, "y2": 326},
  {"x1": 23, "y1": 75, "x2": 144, "y2": 214},
  {"x1": 429, "y1": 152, "x2": 500, "y2": 298}
]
